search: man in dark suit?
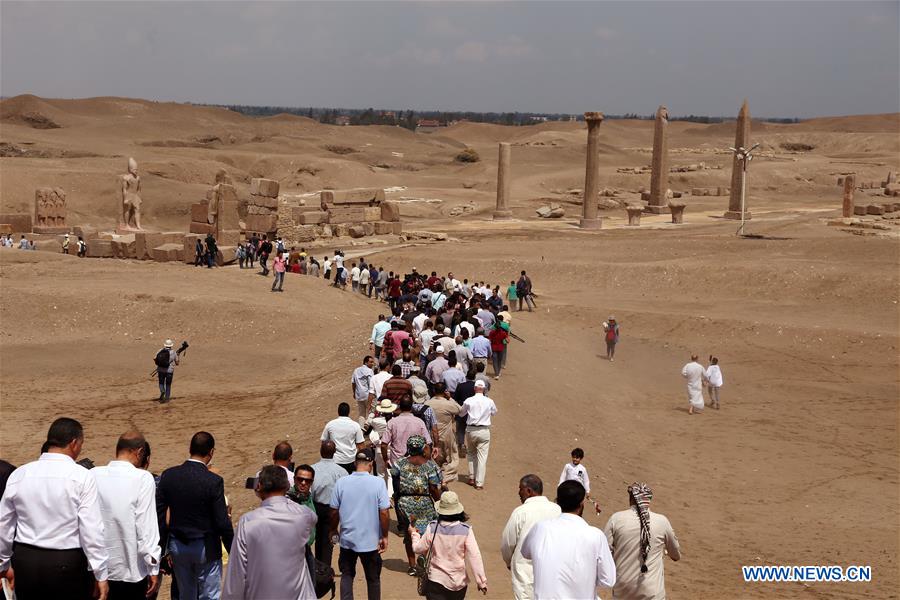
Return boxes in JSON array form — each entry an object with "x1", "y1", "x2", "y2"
[{"x1": 157, "y1": 432, "x2": 233, "y2": 600}]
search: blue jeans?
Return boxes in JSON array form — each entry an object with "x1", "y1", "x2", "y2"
[
  {"x1": 272, "y1": 271, "x2": 284, "y2": 290},
  {"x1": 158, "y1": 371, "x2": 173, "y2": 399},
  {"x1": 169, "y1": 538, "x2": 222, "y2": 600}
]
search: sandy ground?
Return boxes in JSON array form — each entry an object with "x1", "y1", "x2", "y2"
[{"x1": 1, "y1": 96, "x2": 899, "y2": 599}]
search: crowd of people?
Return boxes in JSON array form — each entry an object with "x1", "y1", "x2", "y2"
[{"x1": 0, "y1": 247, "x2": 691, "y2": 600}]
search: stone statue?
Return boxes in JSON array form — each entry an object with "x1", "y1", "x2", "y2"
[{"x1": 120, "y1": 157, "x2": 143, "y2": 230}]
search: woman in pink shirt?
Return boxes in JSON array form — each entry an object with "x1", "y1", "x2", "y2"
[
  {"x1": 409, "y1": 491, "x2": 488, "y2": 599},
  {"x1": 271, "y1": 250, "x2": 286, "y2": 292}
]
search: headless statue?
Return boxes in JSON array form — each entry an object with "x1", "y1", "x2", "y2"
[{"x1": 121, "y1": 157, "x2": 143, "y2": 230}]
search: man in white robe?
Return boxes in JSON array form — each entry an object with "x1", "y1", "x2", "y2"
[
  {"x1": 681, "y1": 354, "x2": 706, "y2": 415},
  {"x1": 500, "y1": 475, "x2": 562, "y2": 600},
  {"x1": 223, "y1": 466, "x2": 317, "y2": 600}
]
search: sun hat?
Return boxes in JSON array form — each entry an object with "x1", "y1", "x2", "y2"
[
  {"x1": 405, "y1": 435, "x2": 427, "y2": 456},
  {"x1": 435, "y1": 491, "x2": 465, "y2": 516},
  {"x1": 164, "y1": 339, "x2": 174, "y2": 348},
  {"x1": 375, "y1": 399, "x2": 398, "y2": 413}
]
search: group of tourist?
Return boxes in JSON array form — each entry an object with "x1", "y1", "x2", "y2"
[
  {"x1": 192, "y1": 233, "x2": 220, "y2": 269},
  {"x1": 681, "y1": 354, "x2": 725, "y2": 414},
  {"x1": 0, "y1": 415, "x2": 682, "y2": 600}
]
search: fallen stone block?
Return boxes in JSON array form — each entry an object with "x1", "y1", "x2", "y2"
[
  {"x1": 853, "y1": 205, "x2": 867, "y2": 216},
  {"x1": 391, "y1": 222, "x2": 403, "y2": 235},
  {"x1": 333, "y1": 223, "x2": 351, "y2": 237},
  {"x1": 244, "y1": 214, "x2": 278, "y2": 233},
  {"x1": 111, "y1": 234, "x2": 136, "y2": 259},
  {"x1": 374, "y1": 221, "x2": 394, "y2": 235},
  {"x1": 885, "y1": 183, "x2": 900, "y2": 197},
  {"x1": 298, "y1": 211, "x2": 328, "y2": 225},
  {"x1": 218, "y1": 229, "x2": 241, "y2": 247},
  {"x1": 250, "y1": 178, "x2": 280, "y2": 198},
  {"x1": 189, "y1": 222, "x2": 216, "y2": 235},
  {"x1": 363, "y1": 222, "x2": 375, "y2": 236},
  {"x1": 328, "y1": 207, "x2": 367, "y2": 223},
  {"x1": 363, "y1": 207, "x2": 382, "y2": 222},
  {"x1": 349, "y1": 225, "x2": 367, "y2": 238},
  {"x1": 86, "y1": 238, "x2": 114, "y2": 258},
  {"x1": 321, "y1": 188, "x2": 386, "y2": 205},
  {"x1": 190, "y1": 201, "x2": 209, "y2": 223},
  {"x1": 72, "y1": 225, "x2": 98, "y2": 240},
  {"x1": 380, "y1": 201, "x2": 401, "y2": 222},
  {"x1": 215, "y1": 246, "x2": 237, "y2": 266},
  {"x1": 34, "y1": 239, "x2": 62, "y2": 253},
  {"x1": 249, "y1": 194, "x2": 279, "y2": 210},
  {"x1": 0, "y1": 213, "x2": 32, "y2": 233},
  {"x1": 866, "y1": 204, "x2": 885, "y2": 215},
  {"x1": 0, "y1": 224, "x2": 12, "y2": 235},
  {"x1": 151, "y1": 243, "x2": 184, "y2": 263},
  {"x1": 183, "y1": 234, "x2": 203, "y2": 263},
  {"x1": 218, "y1": 200, "x2": 241, "y2": 230}
]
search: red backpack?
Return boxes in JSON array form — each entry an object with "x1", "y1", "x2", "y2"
[{"x1": 606, "y1": 325, "x2": 617, "y2": 342}]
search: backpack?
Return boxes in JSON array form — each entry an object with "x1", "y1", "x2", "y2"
[
  {"x1": 606, "y1": 325, "x2": 617, "y2": 342},
  {"x1": 305, "y1": 545, "x2": 335, "y2": 599},
  {"x1": 154, "y1": 349, "x2": 171, "y2": 369}
]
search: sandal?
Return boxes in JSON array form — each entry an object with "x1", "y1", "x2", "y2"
[{"x1": 407, "y1": 567, "x2": 418, "y2": 577}]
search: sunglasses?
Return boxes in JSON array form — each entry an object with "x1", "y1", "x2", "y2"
[{"x1": 295, "y1": 477, "x2": 313, "y2": 483}]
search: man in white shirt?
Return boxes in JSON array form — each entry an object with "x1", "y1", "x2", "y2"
[
  {"x1": 350, "y1": 262, "x2": 361, "y2": 292},
  {"x1": 459, "y1": 379, "x2": 497, "y2": 490},
  {"x1": 351, "y1": 355, "x2": 376, "y2": 426},
  {"x1": 93, "y1": 431, "x2": 161, "y2": 598},
  {"x1": 521, "y1": 481, "x2": 616, "y2": 600},
  {"x1": 0, "y1": 417, "x2": 110, "y2": 600},
  {"x1": 371, "y1": 365, "x2": 392, "y2": 401},
  {"x1": 500, "y1": 475, "x2": 562, "y2": 600},
  {"x1": 321, "y1": 403, "x2": 366, "y2": 473},
  {"x1": 604, "y1": 482, "x2": 681, "y2": 600}
]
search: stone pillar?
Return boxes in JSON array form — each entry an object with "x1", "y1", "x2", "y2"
[
  {"x1": 493, "y1": 142, "x2": 512, "y2": 220},
  {"x1": 580, "y1": 112, "x2": 605, "y2": 229},
  {"x1": 646, "y1": 105, "x2": 670, "y2": 214},
  {"x1": 842, "y1": 175, "x2": 855, "y2": 218},
  {"x1": 725, "y1": 100, "x2": 752, "y2": 220},
  {"x1": 626, "y1": 205, "x2": 643, "y2": 226}
]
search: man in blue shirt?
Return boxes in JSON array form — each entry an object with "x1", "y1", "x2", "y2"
[
  {"x1": 470, "y1": 329, "x2": 493, "y2": 371},
  {"x1": 369, "y1": 315, "x2": 391, "y2": 362},
  {"x1": 329, "y1": 452, "x2": 390, "y2": 600}
]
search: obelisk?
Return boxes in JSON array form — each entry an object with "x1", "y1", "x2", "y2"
[
  {"x1": 646, "y1": 105, "x2": 670, "y2": 214},
  {"x1": 842, "y1": 175, "x2": 855, "y2": 218},
  {"x1": 580, "y1": 112, "x2": 605, "y2": 229},
  {"x1": 493, "y1": 142, "x2": 513, "y2": 220},
  {"x1": 725, "y1": 100, "x2": 752, "y2": 220}
]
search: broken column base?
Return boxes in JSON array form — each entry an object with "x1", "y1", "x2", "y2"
[
  {"x1": 643, "y1": 204, "x2": 668, "y2": 214},
  {"x1": 578, "y1": 217, "x2": 603, "y2": 230},
  {"x1": 723, "y1": 210, "x2": 752, "y2": 220},
  {"x1": 492, "y1": 210, "x2": 513, "y2": 220},
  {"x1": 625, "y1": 206, "x2": 643, "y2": 226}
]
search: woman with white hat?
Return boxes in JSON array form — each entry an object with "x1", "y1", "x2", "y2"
[{"x1": 409, "y1": 491, "x2": 488, "y2": 598}]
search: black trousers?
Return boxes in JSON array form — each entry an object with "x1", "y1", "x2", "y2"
[
  {"x1": 338, "y1": 547, "x2": 381, "y2": 600},
  {"x1": 11, "y1": 543, "x2": 93, "y2": 600},
  {"x1": 109, "y1": 578, "x2": 150, "y2": 600},
  {"x1": 314, "y1": 502, "x2": 334, "y2": 567},
  {"x1": 426, "y1": 580, "x2": 467, "y2": 600}
]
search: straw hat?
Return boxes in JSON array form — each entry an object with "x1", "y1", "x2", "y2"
[
  {"x1": 374, "y1": 399, "x2": 398, "y2": 413},
  {"x1": 164, "y1": 339, "x2": 174, "y2": 348},
  {"x1": 435, "y1": 491, "x2": 464, "y2": 516}
]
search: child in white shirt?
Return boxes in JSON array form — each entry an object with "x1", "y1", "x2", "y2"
[{"x1": 559, "y1": 447, "x2": 590, "y2": 493}]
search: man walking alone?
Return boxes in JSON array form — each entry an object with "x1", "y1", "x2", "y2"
[{"x1": 155, "y1": 339, "x2": 179, "y2": 404}]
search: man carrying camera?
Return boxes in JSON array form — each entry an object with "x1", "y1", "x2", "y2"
[{"x1": 155, "y1": 340, "x2": 180, "y2": 404}]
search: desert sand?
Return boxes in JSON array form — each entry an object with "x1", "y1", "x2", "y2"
[{"x1": 1, "y1": 96, "x2": 898, "y2": 599}]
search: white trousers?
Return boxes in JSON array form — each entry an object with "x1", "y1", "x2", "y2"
[{"x1": 465, "y1": 427, "x2": 491, "y2": 487}]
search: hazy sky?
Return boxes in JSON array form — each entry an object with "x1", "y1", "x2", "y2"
[{"x1": 2, "y1": 1, "x2": 897, "y2": 117}]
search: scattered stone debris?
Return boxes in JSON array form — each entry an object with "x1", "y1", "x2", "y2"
[
  {"x1": 536, "y1": 203, "x2": 565, "y2": 218},
  {"x1": 448, "y1": 203, "x2": 476, "y2": 217}
]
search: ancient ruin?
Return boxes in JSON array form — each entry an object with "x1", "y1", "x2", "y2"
[
  {"x1": 245, "y1": 178, "x2": 280, "y2": 238},
  {"x1": 646, "y1": 105, "x2": 670, "y2": 214},
  {"x1": 842, "y1": 175, "x2": 855, "y2": 218},
  {"x1": 33, "y1": 187, "x2": 68, "y2": 233},
  {"x1": 275, "y1": 187, "x2": 401, "y2": 245},
  {"x1": 493, "y1": 143, "x2": 513, "y2": 220},
  {"x1": 724, "y1": 101, "x2": 752, "y2": 220},
  {"x1": 669, "y1": 201, "x2": 686, "y2": 224},
  {"x1": 626, "y1": 205, "x2": 643, "y2": 226},
  {"x1": 119, "y1": 157, "x2": 143, "y2": 231},
  {"x1": 580, "y1": 112, "x2": 605, "y2": 229}
]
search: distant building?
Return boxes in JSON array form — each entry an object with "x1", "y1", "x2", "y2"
[
  {"x1": 415, "y1": 119, "x2": 443, "y2": 133},
  {"x1": 529, "y1": 116, "x2": 549, "y2": 122},
  {"x1": 335, "y1": 116, "x2": 351, "y2": 126}
]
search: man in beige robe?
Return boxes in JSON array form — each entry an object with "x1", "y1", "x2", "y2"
[{"x1": 425, "y1": 383, "x2": 460, "y2": 482}]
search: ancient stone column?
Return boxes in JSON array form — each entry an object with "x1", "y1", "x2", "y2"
[
  {"x1": 580, "y1": 112, "x2": 605, "y2": 229},
  {"x1": 646, "y1": 105, "x2": 670, "y2": 214},
  {"x1": 493, "y1": 142, "x2": 513, "y2": 220},
  {"x1": 725, "y1": 100, "x2": 752, "y2": 220},
  {"x1": 842, "y1": 175, "x2": 855, "y2": 218}
]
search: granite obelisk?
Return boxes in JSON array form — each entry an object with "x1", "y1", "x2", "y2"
[
  {"x1": 646, "y1": 105, "x2": 670, "y2": 214},
  {"x1": 725, "y1": 100, "x2": 752, "y2": 220},
  {"x1": 493, "y1": 142, "x2": 513, "y2": 220}
]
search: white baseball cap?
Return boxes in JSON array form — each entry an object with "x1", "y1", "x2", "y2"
[
  {"x1": 436, "y1": 345, "x2": 444, "y2": 353},
  {"x1": 474, "y1": 379, "x2": 486, "y2": 389}
]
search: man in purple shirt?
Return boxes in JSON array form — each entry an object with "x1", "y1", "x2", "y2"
[{"x1": 381, "y1": 398, "x2": 431, "y2": 467}]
